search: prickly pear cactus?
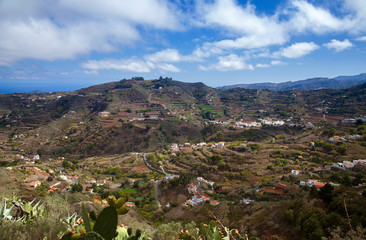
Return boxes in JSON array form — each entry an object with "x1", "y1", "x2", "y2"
[
  {"x1": 93, "y1": 206, "x2": 118, "y2": 240},
  {"x1": 85, "y1": 231, "x2": 105, "y2": 240},
  {"x1": 115, "y1": 226, "x2": 129, "y2": 240},
  {"x1": 81, "y1": 205, "x2": 92, "y2": 232},
  {"x1": 61, "y1": 232, "x2": 73, "y2": 240}
]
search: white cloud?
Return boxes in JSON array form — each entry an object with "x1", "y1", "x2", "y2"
[
  {"x1": 0, "y1": 0, "x2": 181, "y2": 65},
  {"x1": 155, "y1": 63, "x2": 181, "y2": 72},
  {"x1": 203, "y1": 54, "x2": 254, "y2": 71},
  {"x1": 144, "y1": 49, "x2": 199, "y2": 63},
  {"x1": 356, "y1": 36, "x2": 366, "y2": 41},
  {"x1": 58, "y1": 0, "x2": 182, "y2": 30},
  {"x1": 145, "y1": 49, "x2": 182, "y2": 63},
  {"x1": 344, "y1": 0, "x2": 366, "y2": 32},
  {"x1": 81, "y1": 58, "x2": 151, "y2": 73},
  {"x1": 324, "y1": 39, "x2": 353, "y2": 52},
  {"x1": 271, "y1": 60, "x2": 287, "y2": 66},
  {"x1": 285, "y1": 0, "x2": 353, "y2": 34},
  {"x1": 272, "y1": 42, "x2": 319, "y2": 59},
  {"x1": 255, "y1": 60, "x2": 287, "y2": 68},
  {"x1": 256, "y1": 63, "x2": 270, "y2": 68},
  {"x1": 81, "y1": 56, "x2": 182, "y2": 73},
  {"x1": 195, "y1": 0, "x2": 287, "y2": 51},
  {"x1": 191, "y1": 0, "x2": 366, "y2": 63}
]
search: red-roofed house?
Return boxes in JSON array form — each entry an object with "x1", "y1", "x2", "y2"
[
  {"x1": 210, "y1": 200, "x2": 220, "y2": 206},
  {"x1": 314, "y1": 182, "x2": 326, "y2": 188},
  {"x1": 125, "y1": 202, "x2": 136, "y2": 207},
  {"x1": 275, "y1": 183, "x2": 286, "y2": 190},
  {"x1": 201, "y1": 194, "x2": 210, "y2": 201}
]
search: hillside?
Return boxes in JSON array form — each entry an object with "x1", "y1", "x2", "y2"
[
  {"x1": 1, "y1": 77, "x2": 366, "y2": 158},
  {"x1": 218, "y1": 73, "x2": 366, "y2": 90},
  {"x1": 1, "y1": 77, "x2": 366, "y2": 240}
]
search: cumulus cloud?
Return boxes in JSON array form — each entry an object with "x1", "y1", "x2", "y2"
[
  {"x1": 271, "y1": 60, "x2": 287, "y2": 66},
  {"x1": 144, "y1": 49, "x2": 199, "y2": 63},
  {"x1": 81, "y1": 48, "x2": 194, "y2": 73},
  {"x1": 256, "y1": 63, "x2": 270, "y2": 68},
  {"x1": 344, "y1": 0, "x2": 366, "y2": 32},
  {"x1": 81, "y1": 58, "x2": 182, "y2": 73},
  {"x1": 324, "y1": 39, "x2": 353, "y2": 51},
  {"x1": 356, "y1": 36, "x2": 366, "y2": 41},
  {"x1": 285, "y1": 0, "x2": 353, "y2": 34},
  {"x1": 0, "y1": 0, "x2": 181, "y2": 65},
  {"x1": 272, "y1": 42, "x2": 319, "y2": 59},
  {"x1": 195, "y1": 0, "x2": 287, "y2": 51},
  {"x1": 191, "y1": 0, "x2": 366, "y2": 64},
  {"x1": 255, "y1": 60, "x2": 287, "y2": 69},
  {"x1": 202, "y1": 54, "x2": 254, "y2": 71},
  {"x1": 81, "y1": 58, "x2": 151, "y2": 73}
]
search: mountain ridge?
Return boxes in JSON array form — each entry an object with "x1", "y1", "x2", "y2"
[{"x1": 218, "y1": 73, "x2": 366, "y2": 90}]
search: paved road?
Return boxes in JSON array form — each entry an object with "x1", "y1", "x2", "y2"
[
  {"x1": 197, "y1": 180, "x2": 203, "y2": 196},
  {"x1": 112, "y1": 155, "x2": 132, "y2": 164}
]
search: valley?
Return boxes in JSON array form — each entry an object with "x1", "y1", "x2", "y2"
[{"x1": 1, "y1": 77, "x2": 366, "y2": 240}]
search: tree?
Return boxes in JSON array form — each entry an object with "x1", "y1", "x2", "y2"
[
  {"x1": 326, "y1": 212, "x2": 342, "y2": 227},
  {"x1": 285, "y1": 209, "x2": 295, "y2": 223},
  {"x1": 318, "y1": 183, "x2": 335, "y2": 203},
  {"x1": 309, "y1": 186, "x2": 318, "y2": 198},
  {"x1": 71, "y1": 183, "x2": 83, "y2": 193},
  {"x1": 211, "y1": 154, "x2": 223, "y2": 163},
  {"x1": 296, "y1": 209, "x2": 325, "y2": 240}
]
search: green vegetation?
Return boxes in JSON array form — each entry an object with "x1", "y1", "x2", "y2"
[{"x1": 2, "y1": 78, "x2": 366, "y2": 240}]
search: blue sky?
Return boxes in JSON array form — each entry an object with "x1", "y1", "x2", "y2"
[{"x1": 1, "y1": 0, "x2": 366, "y2": 93}]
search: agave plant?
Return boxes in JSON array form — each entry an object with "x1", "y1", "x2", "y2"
[
  {"x1": 0, "y1": 199, "x2": 14, "y2": 220},
  {"x1": 63, "y1": 212, "x2": 83, "y2": 230},
  {"x1": 22, "y1": 199, "x2": 46, "y2": 223}
]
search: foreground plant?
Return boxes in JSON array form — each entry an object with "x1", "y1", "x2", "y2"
[
  {"x1": 0, "y1": 196, "x2": 46, "y2": 223},
  {"x1": 178, "y1": 220, "x2": 248, "y2": 240},
  {"x1": 61, "y1": 195, "x2": 130, "y2": 240}
]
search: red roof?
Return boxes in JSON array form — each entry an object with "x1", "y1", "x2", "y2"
[
  {"x1": 201, "y1": 194, "x2": 210, "y2": 200},
  {"x1": 125, "y1": 202, "x2": 135, "y2": 207},
  {"x1": 261, "y1": 187, "x2": 284, "y2": 195},
  {"x1": 314, "y1": 182, "x2": 326, "y2": 188},
  {"x1": 210, "y1": 200, "x2": 220, "y2": 205},
  {"x1": 275, "y1": 183, "x2": 286, "y2": 190}
]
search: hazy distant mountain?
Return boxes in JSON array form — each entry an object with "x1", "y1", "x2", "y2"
[{"x1": 218, "y1": 73, "x2": 366, "y2": 90}]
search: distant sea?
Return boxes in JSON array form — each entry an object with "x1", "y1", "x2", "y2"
[{"x1": 0, "y1": 80, "x2": 94, "y2": 93}]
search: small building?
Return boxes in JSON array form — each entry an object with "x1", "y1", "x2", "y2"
[
  {"x1": 312, "y1": 167, "x2": 323, "y2": 172},
  {"x1": 307, "y1": 179, "x2": 317, "y2": 187},
  {"x1": 183, "y1": 143, "x2": 191, "y2": 147},
  {"x1": 332, "y1": 163, "x2": 345, "y2": 170},
  {"x1": 343, "y1": 161, "x2": 354, "y2": 169},
  {"x1": 196, "y1": 142, "x2": 207, "y2": 147},
  {"x1": 201, "y1": 194, "x2": 210, "y2": 201},
  {"x1": 242, "y1": 198, "x2": 254, "y2": 205},
  {"x1": 216, "y1": 142, "x2": 225, "y2": 148},
  {"x1": 210, "y1": 200, "x2": 220, "y2": 206},
  {"x1": 329, "y1": 136, "x2": 346, "y2": 143},
  {"x1": 299, "y1": 181, "x2": 306, "y2": 186},
  {"x1": 291, "y1": 170, "x2": 300, "y2": 175},
  {"x1": 275, "y1": 182, "x2": 286, "y2": 190},
  {"x1": 125, "y1": 202, "x2": 136, "y2": 208},
  {"x1": 99, "y1": 112, "x2": 111, "y2": 117},
  {"x1": 341, "y1": 118, "x2": 356, "y2": 124},
  {"x1": 314, "y1": 182, "x2": 326, "y2": 188}
]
